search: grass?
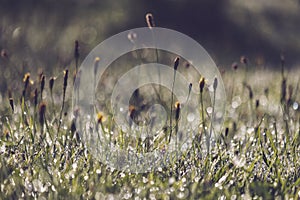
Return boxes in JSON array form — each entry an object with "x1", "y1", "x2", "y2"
[
  {"x1": 0, "y1": 58, "x2": 299, "y2": 199},
  {"x1": 0, "y1": 33, "x2": 300, "y2": 199}
]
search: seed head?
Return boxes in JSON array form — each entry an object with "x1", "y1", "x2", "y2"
[
  {"x1": 199, "y1": 77, "x2": 206, "y2": 93},
  {"x1": 49, "y1": 77, "x2": 55, "y2": 93},
  {"x1": 39, "y1": 102, "x2": 46, "y2": 127},
  {"x1": 213, "y1": 77, "x2": 218, "y2": 91},
  {"x1": 71, "y1": 118, "x2": 76, "y2": 134},
  {"x1": 175, "y1": 101, "x2": 180, "y2": 121},
  {"x1": 128, "y1": 105, "x2": 136, "y2": 120},
  {"x1": 189, "y1": 83, "x2": 192, "y2": 92},
  {"x1": 231, "y1": 62, "x2": 238, "y2": 70},
  {"x1": 255, "y1": 99, "x2": 259, "y2": 109},
  {"x1": 23, "y1": 72, "x2": 31, "y2": 90},
  {"x1": 97, "y1": 112, "x2": 105, "y2": 124},
  {"x1": 240, "y1": 56, "x2": 248, "y2": 65},
  {"x1": 245, "y1": 84, "x2": 253, "y2": 100},
  {"x1": 63, "y1": 69, "x2": 69, "y2": 91},
  {"x1": 173, "y1": 57, "x2": 180, "y2": 71},
  {"x1": 94, "y1": 57, "x2": 100, "y2": 75},
  {"x1": 1, "y1": 49, "x2": 8, "y2": 59},
  {"x1": 146, "y1": 13, "x2": 155, "y2": 29},
  {"x1": 225, "y1": 127, "x2": 229, "y2": 137},
  {"x1": 9, "y1": 98, "x2": 14, "y2": 112}
]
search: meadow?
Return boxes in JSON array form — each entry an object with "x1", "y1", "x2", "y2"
[{"x1": 0, "y1": 16, "x2": 300, "y2": 200}]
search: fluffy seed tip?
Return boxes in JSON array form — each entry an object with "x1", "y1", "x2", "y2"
[
  {"x1": 240, "y1": 56, "x2": 248, "y2": 64},
  {"x1": 146, "y1": 13, "x2": 155, "y2": 28}
]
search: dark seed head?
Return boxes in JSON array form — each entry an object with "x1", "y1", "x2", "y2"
[
  {"x1": 255, "y1": 99, "x2": 259, "y2": 109},
  {"x1": 245, "y1": 84, "x2": 253, "y2": 100},
  {"x1": 174, "y1": 57, "x2": 180, "y2": 71},
  {"x1": 189, "y1": 83, "x2": 192, "y2": 92},
  {"x1": 23, "y1": 73, "x2": 31, "y2": 90},
  {"x1": 40, "y1": 75, "x2": 45, "y2": 94},
  {"x1": 199, "y1": 77, "x2": 206, "y2": 93},
  {"x1": 175, "y1": 101, "x2": 180, "y2": 121},
  {"x1": 39, "y1": 102, "x2": 47, "y2": 126},
  {"x1": 71, "y1": 118, "x2": 76, "y2": 134},
  {"x1": 213, "y1": 77, "x2": 218, "y2": 91},
  {"x1": 225, "y1": 127, "x2": 229, "y2": 137},
  {"x1": 49, "y1": 77, "x2": 55, "y2": 93},
  {"x1": 63, "y1": 69, "x2": 69, "y2": 90},
  {"x1": 231, "y1": 62, "x2": 238, "y2": 70},
  {"x1": 9, "y1": 98, "x2": 14, "y2": 112}
]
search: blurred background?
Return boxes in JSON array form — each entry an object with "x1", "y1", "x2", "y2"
[{"x1": 0, "y1": 0, "x2": 299, "y2": 96}]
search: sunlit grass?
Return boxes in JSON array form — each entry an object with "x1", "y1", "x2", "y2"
[{"x1": 0, "y1": 57, "x2": 299, "y2": 199}]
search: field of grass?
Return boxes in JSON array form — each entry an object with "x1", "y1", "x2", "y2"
[
  {"x1": 0, "y1": 45, "x2": 299, "y2": 199},
  {"x1": 0, "y1": 12, "x2": 300, "y2": 198}
]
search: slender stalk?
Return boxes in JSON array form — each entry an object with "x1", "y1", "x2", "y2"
[
  {"x1": 199, "y1": 77, "x2": 206, "y2": 147},
  {"x1": 74, "y1": 40, "x2": 80, "y2": 72},
  {"x1": 208, "y1": 77, "x2": 218, "y2": 154},
  {"x1": 58, "y1": 69, "x2": 68, "y2": 133},
  {"x1": 169, "y1": 57, "x2": 180, "y2": 143}
]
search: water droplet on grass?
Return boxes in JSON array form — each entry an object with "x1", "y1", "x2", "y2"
[{"x1": 293, "y1": 102, "x2": 298, "y2": 110}]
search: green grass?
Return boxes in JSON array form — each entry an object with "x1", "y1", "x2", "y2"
[{"x1": 0, "y1": 55, "x2": 300, "y2": 199}]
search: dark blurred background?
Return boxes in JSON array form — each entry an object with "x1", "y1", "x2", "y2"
[{"x1": 0, "y1": 0, "x2": 299, "y2": 95}]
